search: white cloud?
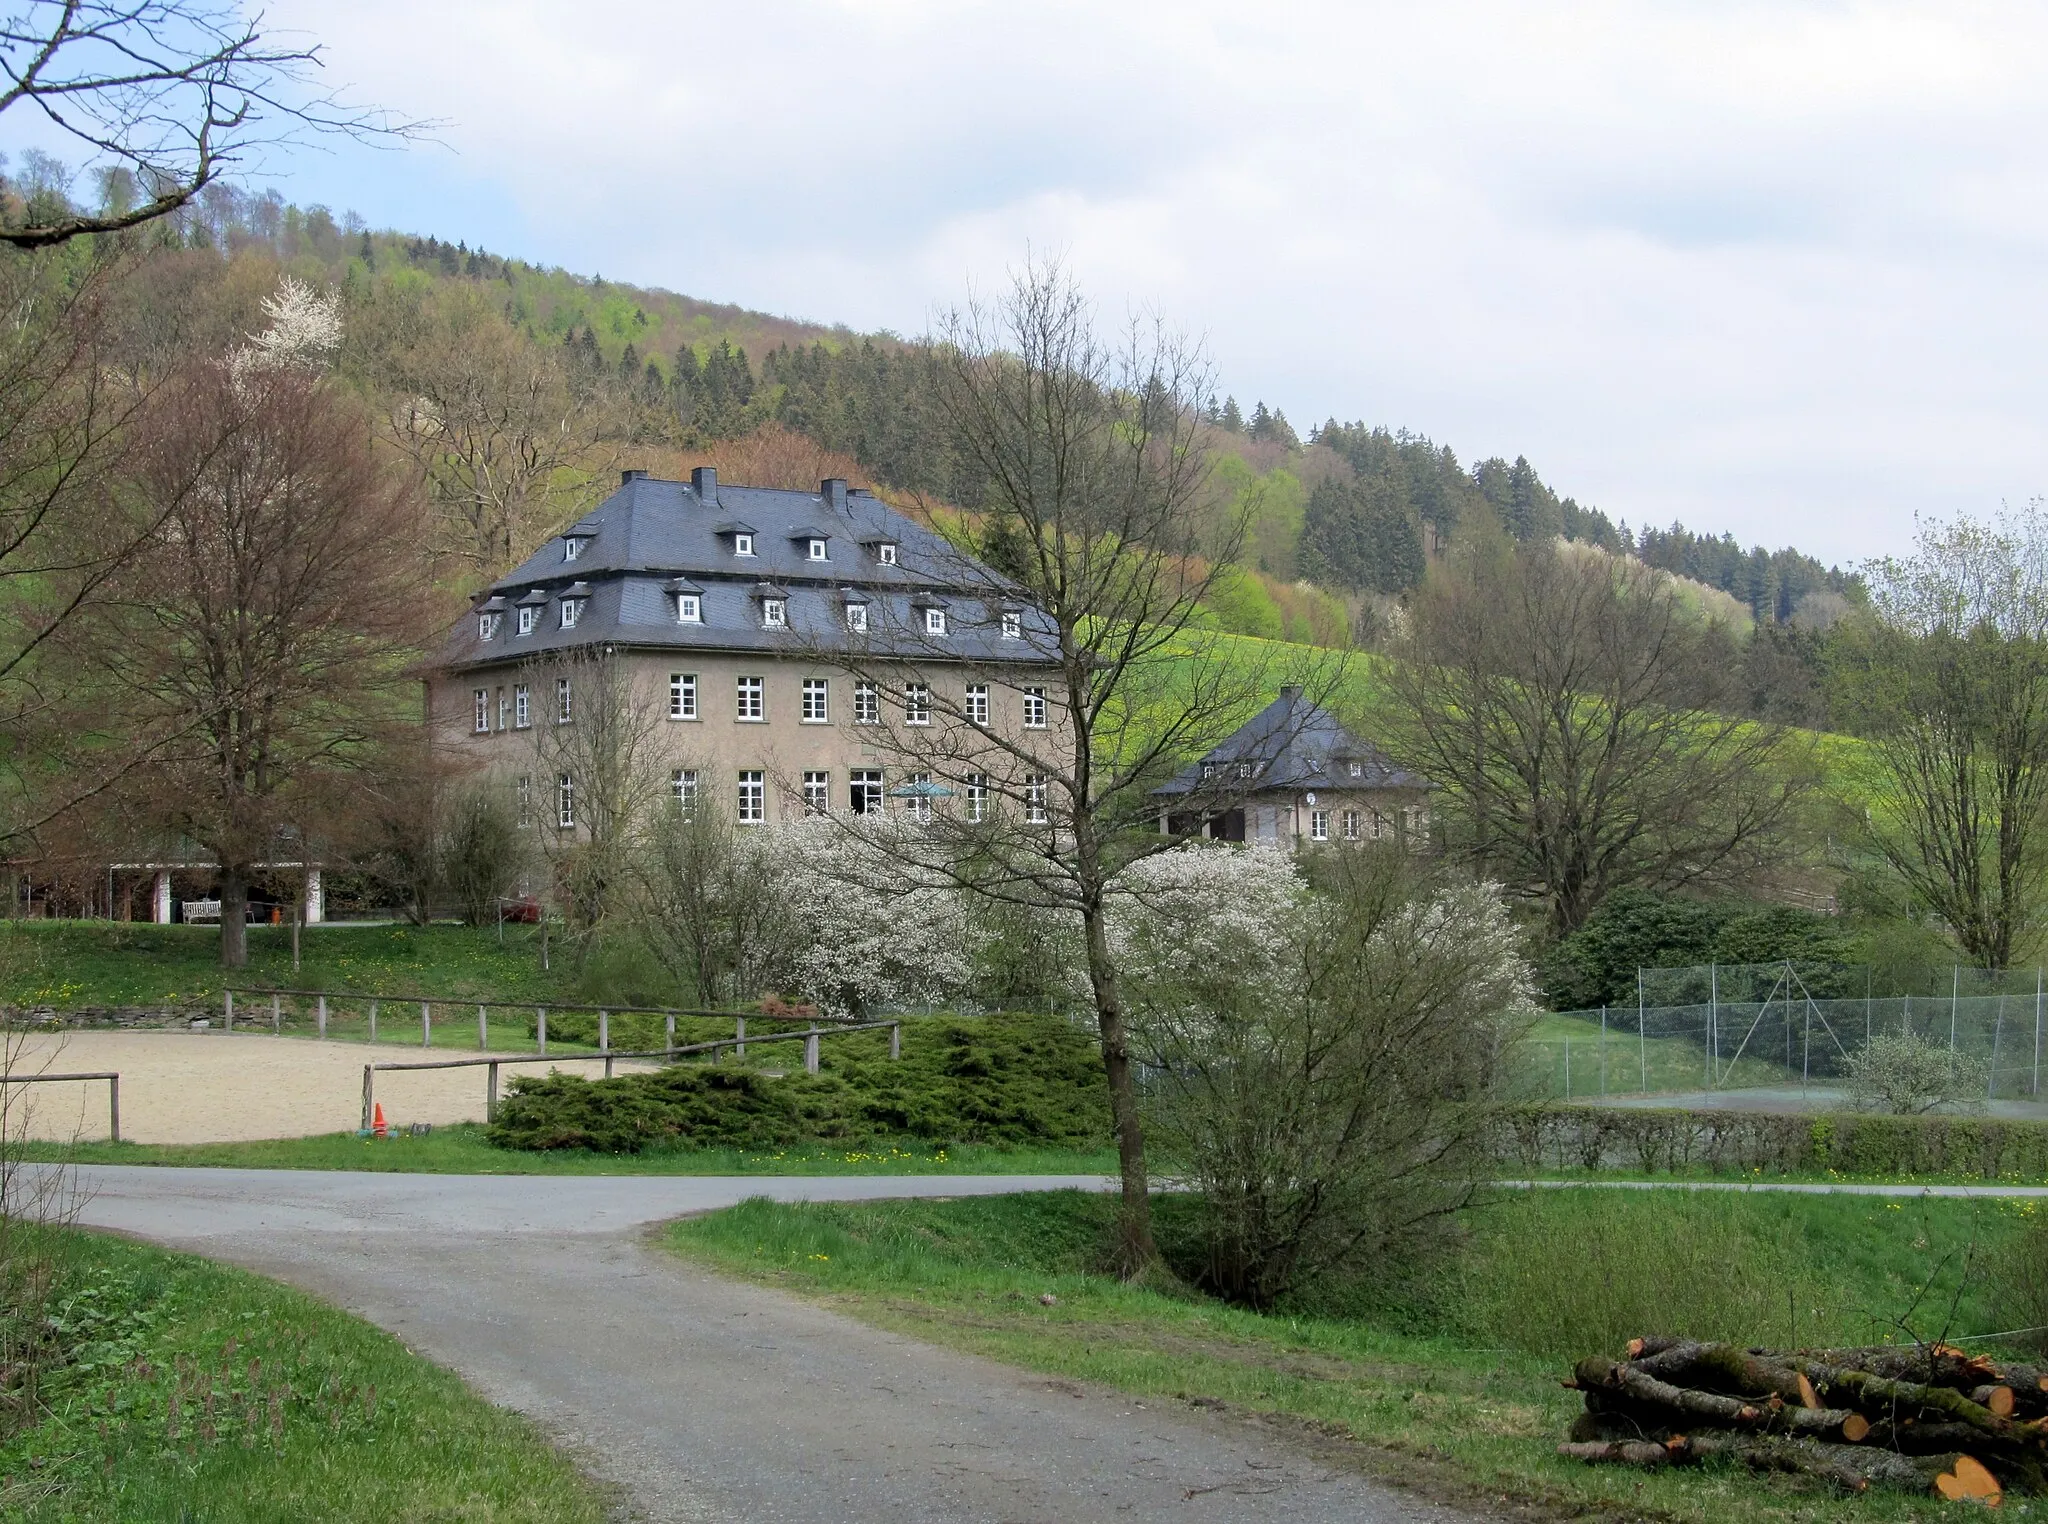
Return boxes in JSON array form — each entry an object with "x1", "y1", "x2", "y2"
[{"x1": 243, "y1": 1, "x2": 2048, "y2": 560}]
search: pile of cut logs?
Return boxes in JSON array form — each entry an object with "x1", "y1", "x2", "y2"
[{"x1": 1562, "y1": 1337, "x2": 2048, "y2": 1502}]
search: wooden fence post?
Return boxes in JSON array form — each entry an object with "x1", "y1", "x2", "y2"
[
  {"x1": 317, "y1": 994, "x2": 327, "y2": 1039},
  {"x1": 487, "y1": 1061, "x2": 499, "y2": 1123},
  {"x1": 598, "y1": 1008, "x2": 608, "y2": 1052},
  {"x1": 665, "y1": 1012, "x2": 675, "y2": 1052},
  {"x1": 889, "y1": 1022, "x2": 900, "y2": 1060},
  {"x1": 421, "y1": 1002, "x2": 431, "y2": 1049},
  {"x1": 361, "y1": 1065, "x2": 373, "y2": 1132},
  {"x1": 224, "y1": 989, "x2": 234, "y2": 1032},
  {"x1": 478, "y1": 1004, "x2": 488, "y2": 1050},
  {"x1": 735, "y1": 1015, "x2": 746, "y2": 1058},
  {"x1": 536, "y1": 1008, "x2": 546, "y2": 1055},
  {"x1": 271, "y1": 992, "x2": 280, "y2": 1034},
  {"x1": 804, "y1": 1029, "x2": 820, "y2": 1075},
  {"x1": 368, "y1": 999, "x2": 378, "y2": 1044},
  {"x1": 108, "y1": 1074, "x2": 119, "y2": 1144}
]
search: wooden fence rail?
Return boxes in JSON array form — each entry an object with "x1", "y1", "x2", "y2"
[
  {"x1": 360, "y1": 1021, "x2": 902, "y2": 1128},
  {"x1": 1, "y1": 1070, "x2": 119, "y2": 1142}
]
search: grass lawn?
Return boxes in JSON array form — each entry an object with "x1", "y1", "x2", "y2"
[
  {"x1": 667, "y1": 1187, "x2": 2038, "y2": 1523},
  {"x1": 0, "y1": 920, "x2": 572, "y2": 1011},
  {"x1": 20, "y1": 1122, "x2": 1117, "y2": 1176},
  {"x1": 1, "y1": 1228, "x2": 609, "y2": 1522}
]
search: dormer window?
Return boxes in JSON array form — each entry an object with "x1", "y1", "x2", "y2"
[
  {"x1": 517, "y1": 606, "x2": 539, "y2": 636},
  {"x1": 564, "y1": 536, "x2": 587, "y2": 562},
  {"x1": 808, "y1": 538, "x2": 828, "y2": 561},
  {"x1": 877, "y1": 542, "x2": 897, "y2": 566},
  {"x1": 925, "y1": 607, "x2": 947, "y2": 636},
  {"x1": 676, "y1": 593, "x2": 701, "y2": 624},
  {"x1": 762, "y1": 598, "x2": 786, "y2": 628},
  {"x1": 846, "y1": 603, "x2": 868, "y2": 633},
  {"x1": 478, "y1": 612, "x2": 502, "y2": 641},
  {"x1": 559, "y1": 598, "x2": 585, "y2": 629},
  {"x1": 734, "y1": 533, "x2": 754, "y2": 557},
  {"x1": 1001, "y1": 611, "x2": 1022, "y2": 639},
  {"x1": 1348, "y1": 762, "x2": 1363, "y2": 778}
]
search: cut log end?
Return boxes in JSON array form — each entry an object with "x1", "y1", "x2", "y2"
[
  {"x1": 1842, "y1": 1413, "x2": 1871, "y2": 1443},
  {"x1": 1798, "y1": 1373, "x2": 1821, "y2": 1410},
  {"x1": 1935, "y1": 1455, "x2": 2003, "y2": 1505}
]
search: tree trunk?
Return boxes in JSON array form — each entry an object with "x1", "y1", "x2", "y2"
[
  {"x1": 1080, "y1": 896, "x2": 1155, "y2": 1274},
  {"x1": 218, "y1": 867, "x2": 248, "y2": 969}
]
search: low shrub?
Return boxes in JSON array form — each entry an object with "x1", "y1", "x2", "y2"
[
  {"x1": 488, "y1": 1012, "x2": 1109, "y2": 1153},
  {"x1": 1499, "y1": 1103, "x2": 2048, "y2": 1179}
]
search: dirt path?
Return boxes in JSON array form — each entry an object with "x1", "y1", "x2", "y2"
[
  {"x1": 6, "y1": 1030, "x2": 642, "y2": 1143},
  {"x1": 72, "y1": 1167, "x2": 1482, "y2": 1524}
]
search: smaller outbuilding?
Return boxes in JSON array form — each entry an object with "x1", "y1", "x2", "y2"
[{"x1": 1153, "y1": 686, "x2": 1432, "y2": 846}]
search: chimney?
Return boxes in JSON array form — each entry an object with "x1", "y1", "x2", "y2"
[
  {"x1": 1280, "y1": 685, "x2": 1303, "y2": 702},
  {"x1": 620, "y1": 468, "x2": 649, "y2": 484},
  {"x1": 690, "y1": 466, "x2": 718, "y2": 505},
  {"x1": 820, "y1": 478, "x2": 847, "y2": 512}
]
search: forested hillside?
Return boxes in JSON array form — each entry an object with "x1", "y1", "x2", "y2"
[{"x1": 109, "y1": 182, "x2": 1861, "y2": 640}]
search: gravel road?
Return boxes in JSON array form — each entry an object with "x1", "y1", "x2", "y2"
[{"x1": 70, "y1": 1167, "x2": 1480, "y2": 1524}]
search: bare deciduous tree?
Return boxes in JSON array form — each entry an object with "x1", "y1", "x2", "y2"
[
  {"x1": 0, "y1": 0, "x2": 426, "y2": 248},
  {"x1": 633, "y1": 789, "x2": 789, "y2": 1007},
  {"x1": 67, "y1": 360, "x2": 423, "y2": 964},
  {"x1": 1836, "y1": 503, "x2": 2048, "y2": 969},
  {"x1": 381, "y1": 290, "x2": 615, "y2": 573},
  {"x1": 522, "y1": 646, "x2": 664, "y2": 936},
  {"x1": 1388, "y1": 535, "x2": 1808, "y2": 937},
  {"x1": 838, "y1": 260, "x2": 1336, "y2": 1272}
]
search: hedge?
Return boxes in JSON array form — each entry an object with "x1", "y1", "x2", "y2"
[
  {"x1": 487, "y1": 1011, "x2": 1109, "y2": 1154},
  {"x1": 1498, "y1": 1103, "x2": 2048, "y2": 1179}
]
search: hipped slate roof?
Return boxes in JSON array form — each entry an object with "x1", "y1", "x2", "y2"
[
  {"x1": 1152, "y1": 687, "x2": 1430, "y2": 796},
  {"x1": 434, "y1": 470, "x2": 1053, "y2": 671}
]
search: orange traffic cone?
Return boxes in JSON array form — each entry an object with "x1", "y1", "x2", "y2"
[{"x1": 372, "y1": 1102, "x2": 387, "y2": 1139}]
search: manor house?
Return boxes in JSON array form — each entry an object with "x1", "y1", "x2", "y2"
[{"x1": 427, "y1": 469, "x2": 1064, "y2": 827}]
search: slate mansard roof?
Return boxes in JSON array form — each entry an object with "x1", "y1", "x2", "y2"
[
  {"x1": 435, "y1": 469, "x2": 1055, "y2": 672},
  {"x1": 1152, "y1": 687, "x2": 1431, "y2": 797}
]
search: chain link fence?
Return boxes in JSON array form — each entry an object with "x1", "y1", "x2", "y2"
[{"x1": 1519, "y1": 962, "x2": 2048, "y2": 1104}]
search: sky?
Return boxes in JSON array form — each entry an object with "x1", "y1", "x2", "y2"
[{"x1": 59, "y1": 3, "x2": 2048, "y2": 564}]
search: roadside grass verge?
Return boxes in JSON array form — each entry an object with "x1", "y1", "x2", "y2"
[
  {"x1": 17, "y1": 1123, "x2": 1116, "y2": 1176},
  {"x1": 1, "y1": 1227, "x2": 608, "y2": 1522},
  {"x1": 667, "y1": 1188, "x2": 2027, "y2": 1523}
]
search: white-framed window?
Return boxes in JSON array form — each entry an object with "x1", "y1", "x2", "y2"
[
  {"x1": 801, "y1": 678, "x2": 829, "y2": 723},
  {"x1": 564, "y1": 536, "x2": 584, "y2": 561},
  {"x1": 734, "y1": 532, "x2": 755, "y2": 557},
  {"x1": 853, "y1": 681, "x2": 878, "y2": 724},
  {"x1": 736, "y1": 675, "x2": 764, "y2": 721},
  {"x1": 924, "y1": 607, "x2": 947, "y2": 636},
  {"x1": 672, "y1": 769, "x2": 698, "y2": 816},
  {"x1": 1000, "y1": 611, "x2": 1021, "y2": 639},
  {"x1": 1237, "y1": 761, "x2": 1254, "y2": 779},
  {"x1": 1024, "y1": 775, "x2": 1049, "y2": 825},
  {"x1": 1407, "y1": 806, "x2": 1428, "y2": 838},
  {"x1": 472, "y1": 688, "x2": 489, "y2": 733},
  {"x1": 1202, "y1": 762, "x2": 1216, "y2": 780},
  {"x1": 803, "y1": 771, "x2": 829, "y2": 816},
  {"x1": 1310, "y1": 810, "x2": 1329, "y2": 842},
  {"x1": 1348, "y1": 761, "x2": 1363, "y2": 778},
  {"x1": 676, "y1": 593, "x2": 701, "y2": 623},
  {"x1": 517, "y1": 605, "x2": 539, "y2": 636},
  {"x1": 808, "y1": 538, "x2": 828, "y2": 561},
  {"x1": 737, "y1": 770, "x2": 765, "y2": 824},
  {"x1": 556, "y1": 677, "x2": 572, "y2": 724},
  {"x1": 514, "y1": 684, "x2": 531, "y2": 728},
  {"x1": 964, "y1": 773, "x2": 987, "y2": 823},
  {"x1": 1022, "y1": 686, "x2": 1047, "y2": 729},
  {"x1": 965, "y1": 683, "x2": 989, "y2": 726},
  {"x1": 1343, "y1": 808, "x2": 1361, "y2": 841},
  {"x1": 496, "y1": 688, "x2": 509, "y2": 731},
  {"x1": 762, "y1": 598, "x2": 786, "y2": 629},
  {"x1": 556, "y1": 773, "x2": 575, "y2": 829},
  {"x1": 669, "y1": 673, "x2": 697, "y2": 720},
  {"x1": 904, "y1": 682, "x2": 930, "y2": 725},
  {"x1": 877, "y1": 542, "x2": 897, "y2": 565},
  {"x1": 906, "y1": 772, "x2": 934, "y2": 823},
  {"x1": 559, "y1": 598, "x2": 584, "y2": 629},
  {"x1": 515, "y1": 774, "x2": 532, "y2": 827},
  {"x1": 850, "y1": 769, "x2": 883, "y2": 815},
  {"x1": 478, "y1": 611, "x2": 501, "y2": 641},
  {"x1": 1370, "y1": 810, "x2": 1387, "y2": 841},
  {"x1": 845, "y1": 602, "x2": 868, "y2": 633}
]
